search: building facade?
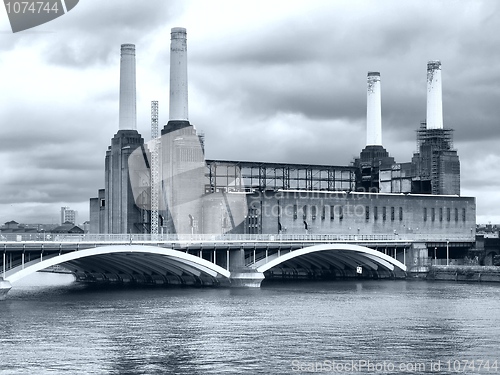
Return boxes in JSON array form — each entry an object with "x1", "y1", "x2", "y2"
[{"x1": 89, "y1": 28, "x2": 475, "y2": 264}]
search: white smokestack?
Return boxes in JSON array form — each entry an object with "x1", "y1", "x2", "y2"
[
  {"x1": 119, "y1": 44, "x2": 137, "y2": 130},
  {"x1": 426, "y1": 60, "x2": 443, "y2": 130},
  {"x1": 169, "y1": 27, "x2": 189, "y2": 122},
  {"x1": 366, "y1": 71, "x2": 382, "y2": 146}
]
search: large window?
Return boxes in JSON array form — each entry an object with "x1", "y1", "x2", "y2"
[
  {"x1": 399, "y1": 207, "x2": 403, "y2": 221},
  {"x1": 374, "y1": 206, "x2": 378, "y2": 221},
  {"x1": 382, "y1": 207, "x2": 387, "y2": 221},
  {"x1": 365, "y1": 206, "x2": 370, "y2": 221},
  {"x1": 431, "y1": 208, "x2": 435, "y2": 222},
  {"x1": 391, "y1": 207, "x2": 395, "y2": 221},
  {"x1": 424, "y1": 207, "x2": 427, "y2": 222}
]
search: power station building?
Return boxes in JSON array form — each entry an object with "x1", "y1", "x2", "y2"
[{"x1": 89, "y1": 28, "x2": 475, "y2": 255}]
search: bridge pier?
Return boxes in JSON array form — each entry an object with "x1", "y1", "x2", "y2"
[
  {"x1": 228, "y1": 248, "x2": 265, "y2": 287},
  {"x1": 229, "y1": 270, "x2": 265, "y2": 287},
  {"x1": 407, "y1": 242, "x2": 429, "y2": 277},
  {"x1": 0, "y1": 278, "x2": 12, "y2": 300}
]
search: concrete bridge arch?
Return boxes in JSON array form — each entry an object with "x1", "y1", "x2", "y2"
[
  {"x1": 4, "y1": 245, "x2": 231, "y2": 286},
  {"x1": 255, "y1": 243, "x2": 407, "y2": 279}
]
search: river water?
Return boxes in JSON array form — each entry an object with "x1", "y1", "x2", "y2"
[{"x1": 1, "y1": 274, "x2": 499, "y2": 374}]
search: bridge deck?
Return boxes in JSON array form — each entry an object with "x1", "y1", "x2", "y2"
[{"x1": 0, "y1": 234, "x2": 474, "y2": 289}]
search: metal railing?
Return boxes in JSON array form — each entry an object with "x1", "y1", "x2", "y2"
[{"x1": 0, "y1": 233, "x2": 475, "y2": 243}]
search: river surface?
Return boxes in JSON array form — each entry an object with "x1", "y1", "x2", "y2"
[{"x1": 1, "y1": 274, "x2": 499, "y2": 374}]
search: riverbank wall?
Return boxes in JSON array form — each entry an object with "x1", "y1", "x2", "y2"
[{"x1": 427, "y1": 265, "x2": 500, "y2": 282}]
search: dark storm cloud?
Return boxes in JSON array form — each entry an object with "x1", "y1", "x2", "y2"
[
  {"x1": 0, "y1": 173, "x2": 99, "y2": 204},
  {"x1": 0, "y1": 97, "x2": 112, "y2": 157},
  {"x1": 0, "y1": 141, "x2": 105, "y2": 205},
  {"x1": 189, "y1": 0, "x2": 500, "y2": 165},
  {"x1": 188, "y1": 6, "x2": 432, "y2": 126},
  {"x1": 40, "y1": 1, "x2": 186, "y2": 67},
  {"x1": 2, "y1": 0, "x2": 500, "y2": 223}
]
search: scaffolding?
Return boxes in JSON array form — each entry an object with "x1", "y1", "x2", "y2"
[
  {"x1": 150, "y1": 101, "x2": 160, "y2": 237},
  {"x1": 414, "y1": 122, "x2": 459, "y2": 195},
  {"x1": 205, "y1": 160, "x2": 356, "y2": 193},
  {"x1": 416, "y1": 122, "x2": 454, "y2": 151}
]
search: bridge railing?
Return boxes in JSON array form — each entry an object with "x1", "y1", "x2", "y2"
[{"x1": 0, "y1": 233, "x2": 475, "y2": 243}]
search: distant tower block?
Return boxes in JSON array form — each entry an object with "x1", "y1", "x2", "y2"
[
  {"x1": 366, "y1": 72, "x2": 382, "y2": 146},
  {"x1": 119, "y1": 44, "x2": 137, "y2": 130},
  {"x1": 169, "y1": 27, "x2": 189, "y2": 122},
  {"x1": 426, "y1": 60, "x2": 443, "y2": 130}
]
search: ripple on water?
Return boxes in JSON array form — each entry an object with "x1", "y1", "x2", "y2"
[{"x1": 1, "y1": 277, "x2": 499, "y2": 374}]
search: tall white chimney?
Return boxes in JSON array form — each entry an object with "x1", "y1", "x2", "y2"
[
  {"x1": 119, "y1": 44, "x2": 137, "y2": 130},
  {"x1": 426, "y1": 60, "x2": 443, "y2": 130},
  {"x1": 169, "y1": 27, "x2": 189, "y2": 122},
  {"x1": 366, "y1": 71, "x2": 382, "y2": 146}
]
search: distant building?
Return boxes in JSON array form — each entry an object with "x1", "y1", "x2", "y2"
[
  {"x1": 0, "y1": 221, "x2": 57, "y2": 240},
  {"x1": 60, "y1": 207, "x2": 78, "y2": 225},
  {"x1": 2, "y1": 221, "x2": 20, "y2": 230},
  {"x1": 52, "y1": 222, "x2": 84, "y2": 234}
]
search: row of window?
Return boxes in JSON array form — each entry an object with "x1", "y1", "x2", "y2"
[
  {"x1": 291, "y1": 204, "x2": 405, "y2": 222},
  {"x1": 248, "y1": 208, "x2": 260, "y2": 234},
  {"x1": 178, "y1": 147, "x2": 202, "y2": 162},
  {"x1": 424, "y1": 207, "x2": 466, "y2": 222},
  {"x1": 288, "y1": 205, "x2": 467, "y2": 223}
]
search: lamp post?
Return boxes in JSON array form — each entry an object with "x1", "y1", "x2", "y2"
[
  {"x1": 446, "y1": 240, "x2": 450, "y2": 266},
  {"x1": 220, "y1": 203, "x2": 224, "y2": 235}
]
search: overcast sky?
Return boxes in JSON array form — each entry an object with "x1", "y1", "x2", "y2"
[{"x1": 0, "y1": 0, "x2": 499, "y2": 225}]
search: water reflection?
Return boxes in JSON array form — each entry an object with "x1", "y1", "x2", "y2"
[{"x1": 1, "y1": 276, "x2": 499, "y2": 374}]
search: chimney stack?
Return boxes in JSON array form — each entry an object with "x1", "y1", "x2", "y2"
[
  {"x1": 366, "y1": 72, "x2": 382, "y2": 146},
  {"x1": 119, "y1": 44, "x2": 137, "y2": 130},
  {"x1": 169, "y1": 27, "x2": 189, "y2": 122},
  {"x1": 426, "y1": 60, "x2": 443, "y2": 130}
]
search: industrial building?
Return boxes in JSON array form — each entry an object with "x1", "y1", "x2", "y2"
[{"x1": 89, "y1": 28, "x2": 475, "y2": 253}]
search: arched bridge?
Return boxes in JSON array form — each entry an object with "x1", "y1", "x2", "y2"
[
  {"x1": 1, "y1": 232, "x2": 473, "y2": 297},
  {"x1": 4, "y1": 245, "x2": 231, "y2": 286},
  {"x1": 250, "y1": 243, "x2": 407, "y2": 279}
]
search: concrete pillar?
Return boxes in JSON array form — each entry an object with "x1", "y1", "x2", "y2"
[
  {"x1": 407, "y1": 242, "x2": 429, "y2": 277},
  {"x1": 366, "y1": 72, "x2": 382, "y2": 146},
  {"x1": 230, "y1": 271, "x2": 265, "y2": 287},
  {"x1": 228, "y1": 248, "x2": 265, "y2": 287},
  {"x1": 229, "y1": 248, "x2": 245, "y2": 271},
  {"x1": 169, "y1": 27, "x2": 189, "y2": 122},
  {"x1": 426, "y1": 60, "x2": 443, "y2": 130},
  {"x1": 119, "y1": 44, "x2": 137, "y2": 130}
]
